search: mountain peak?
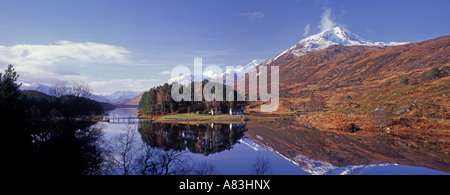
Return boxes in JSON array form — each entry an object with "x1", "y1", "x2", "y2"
[
  {"x1": 321, "y1": 26, "x2": 347, "y2": 34},
  {"x1": 262, "y1": 26, "x2": 408, "y2": 65},
  {"x1": 300, "y1": 26, "x2": 370, "y2": 50},
  {"x1": 106, "y1": 91, "x2": 140, "y2": 102},
  {"x1": 317, "y1": 26, "x2": 360, "y2": 41}
]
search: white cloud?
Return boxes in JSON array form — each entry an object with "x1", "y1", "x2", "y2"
[
  {"x1": 89, "y1": 78, "x2": 161, "y2": 95},
  {"x1": 240, "y1": 11, "x2": 265, "y2": 19},
  {"x1": 157, "y1": 70, "x2": 172, "y2": 76},
  {"x1": 0, "y1": 40, "x2": 132, "y2": 86},
  {"x1": 303, "y1": 24, "x2": 311, "y2": 37},
  {"x1": 319, "y1": 7, "x2": 336, "y2": 32},
  {"x1": 2, "y1": 40, "x2": 130, "y2": 63}
]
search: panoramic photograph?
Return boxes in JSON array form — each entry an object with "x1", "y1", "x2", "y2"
[{"x1": 1, "y1": 0, "x2": 449, "y2": 184}]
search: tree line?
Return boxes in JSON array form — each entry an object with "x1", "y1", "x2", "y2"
[
  {"x1": 138, "y1": 81, "x2": 246, "y2": 116},
  {"x1": 0, "y1": 64, "x2": 110, "y2": 175}
]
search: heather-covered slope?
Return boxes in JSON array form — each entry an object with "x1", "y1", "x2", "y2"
[
  {"x1": 244, "y1": 36, "x2": 450, "y2": 157},
  {"x1": 273, "y1": 35, "x2": 450, "y2": 115}
]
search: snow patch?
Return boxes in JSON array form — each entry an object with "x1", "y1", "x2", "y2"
[
  {"x1": 166, "y1": 59, "x2": 266, "y2": 86},
  {"x1": 261, "y1": 26, "x2": 408, "y2": 66},
  {"x1": 292, "y1": 154, "x2": 394, "y2": 175}
]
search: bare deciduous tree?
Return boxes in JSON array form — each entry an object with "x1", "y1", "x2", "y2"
[
  {"x1": 191, "y1": 160, "x2": 220, "y2": 175},
  {"x1": 134, "y1": 143, "x2": 160, "y2": 175},
  {"x1": 49, "y1": 80, "x2": 92, "y2": 98},
  {"x1": 156, "y1": 149, "x2": 189, "y2": 175},
  {"x1": 71, "y1": 81, "x2": 91, "y2": 98},
  {"x1": 250, "y1": 155, "x2": 272, "y2": 175},
  {"x1": 102, "y1": 126, "x2": 223, "y2": 175},
  {"x1": 103, "y1": 127, "x2": 138, "y2": 175},
  {"x1": 134, "y1": 144, "x2": 188, "y2": 175},
  {"x1": 103, "y1": 127, "x2": 194, "y2": 175},
  {"x1": 49, "y1": 81, "x2": 69, "y2": 97}
]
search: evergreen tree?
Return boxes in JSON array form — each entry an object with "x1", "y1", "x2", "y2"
[{"x1": 0, "y1": 64, "x2": 31, "y2": 175}]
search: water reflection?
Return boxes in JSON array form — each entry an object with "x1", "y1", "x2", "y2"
[
  {"x1": 99, "y1": 108, "x2": 449, "y2": 175},
  {"x1": 101, "y1": 124, "x2": 248, "y2": 175},
  {"x1": 28, "y1": 120, "x2": 103, "y2": 175},
  {"x1": 244, "y1": 121, "x2": 450, "y2": 174},
  {"x1": 102, "y1": 127, "x2": 197, "y2": 175},
  {"x1": 138, "y1": 122, "x2": 247, "y2": 156}
]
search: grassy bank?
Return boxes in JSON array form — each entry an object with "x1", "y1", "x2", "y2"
[
  {"x1": 153, "y1": 113, "x2": 295, "y2": 123},
  {"x1": 156, "y1": 113, "x2": 245, "y2": 123}
]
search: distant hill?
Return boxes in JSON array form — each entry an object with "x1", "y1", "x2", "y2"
[
  {"x1": 20, "y1": 83, "x2": 51, "y2": 94},
  {"x1": 20, "y1": 82, "x2": 112, "y2": 103},
  {"x1": 23, "y1": 89, "x2": 115, "y2": 111},
  {"x1": 116, "y1": 91, "x2": 144, "y2": 106},
  {"x1": 22, "y1": 90, "x2": 51, "y2": 101},
  {"x1": 106, "y1": 91, "x2": 140, "y2": 103},
  {"x1": 166, "y1": 59, "x2": 266, "y2": 86},
  {"x1": 19, "y1": 82, "x2": 142, "y2": 106}
]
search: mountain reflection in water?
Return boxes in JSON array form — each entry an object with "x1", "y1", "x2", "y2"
[
  {"x1": 97, "y1": 108, "x2": 449, "y2": 175},
  {"x1": 244, "y1": 121, "x2": 450, "y2": 174}
]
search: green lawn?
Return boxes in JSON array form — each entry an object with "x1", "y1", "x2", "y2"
[{"x1": 160, "y1": 113, "x2": 243, "y2": 120}]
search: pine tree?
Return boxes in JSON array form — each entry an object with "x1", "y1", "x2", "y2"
[{"x1": 0, "y1": 64, "x2": 32, "y2": 175}]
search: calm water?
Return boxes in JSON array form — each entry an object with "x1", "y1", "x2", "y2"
[{"x1": 98, "y1": 107, "x2": 449, "y2": 175}]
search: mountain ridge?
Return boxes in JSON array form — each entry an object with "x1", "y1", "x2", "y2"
[
  {"x1": 243, "y1": 35, "x2": 450, "y2": 158},
  {"x1": 260, "y1": 26, "x2": 408, "y2": 68},
  {"x1": 166, "y1": 59, "x2": 266, "y2": 86},
  {"x1": 19, "y1": 82, "x2": 140, "y2": 105}
]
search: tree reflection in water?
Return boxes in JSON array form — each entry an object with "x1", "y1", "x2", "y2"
[
  {"x1": 101, "y1": 122, "x2": 247, "y2": 175},
  {"x1": 138, "y1": 122, "x2": 247, "y2": 156},
  {"x1": 9, "y1": 116, "x2": 258, "y2": 175},
  {"x1": 28, "y1": 120, "x2": 104, "y2": 175}
]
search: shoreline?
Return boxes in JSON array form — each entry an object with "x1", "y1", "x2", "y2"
[
  {"x1": 138, "y1": 113, "x2": 296, "y2": 124},
  {"x1": 125, "y1": 111, "x2": 449, "y2": 155}
]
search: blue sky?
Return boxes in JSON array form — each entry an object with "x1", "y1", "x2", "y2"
[{"x1": 0, "y1": 0, "x2": 449, "y2": 94}]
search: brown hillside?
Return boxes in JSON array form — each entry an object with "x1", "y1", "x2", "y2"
[
  {"x1": 279, "y1": 36, "x2": 450, "y2": 91},
  {"x1": 243, "y1": 36, "x2": 450, "y2": 155},
  {"x1": 115, "y1": 91, "x2": 144, "y2": 106},
  {"x1": 242, "y1": 36, "x2": 450, "y2": 112}
]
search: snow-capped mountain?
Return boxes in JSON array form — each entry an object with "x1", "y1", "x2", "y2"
[
  {"x1": 166, "y1": 74, "x2": 204, "y2": 86},
  {"x1": 106, "y1": 91, "x2": 140, "y2": 103},
  {"x1": 19, "y1": 81, "x2": 141, "y2": 104},
  {"x1": 89, "y1": 94, "x2": 112, "y2": 104},
  {"x1": 243, "y1": 136, "x2": 395, "y2": 175},
  {"x1": 21, "y1": 83, "x2": 112, "y2": 103},
  {"x1": 261, "y1": 26, "x2": 408, "y2": 66},
  {"x1": 20, "y1": 82, "x2": 52, "y2": 94},
  {"x1": 242, "y1": 59, "x2": 267, "y2": 71},
  {"x1": 166, "y1": 59, "x2": 266, "y2": 85},
  {"x1": 165, "y1": 27, "x2": 408, "y2": 86},
  {"x1": 211, "y1": 58, "x2": 266, "y2": 84}
]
